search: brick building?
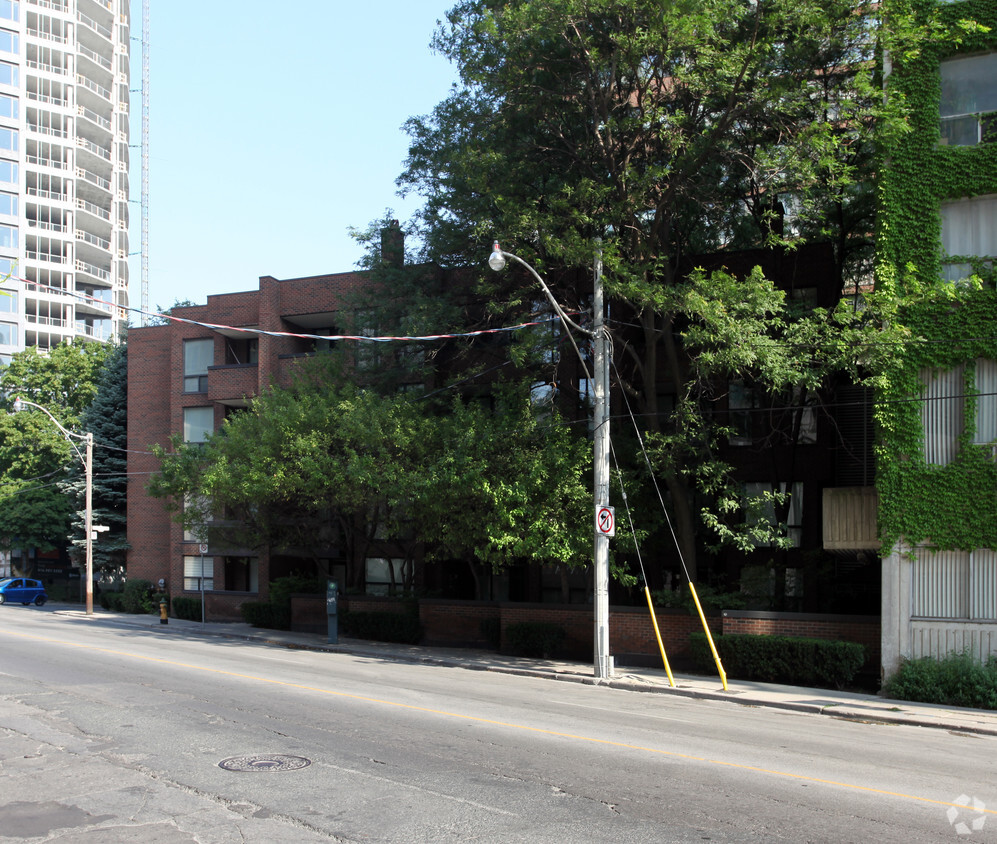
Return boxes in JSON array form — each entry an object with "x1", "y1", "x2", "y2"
[{"x1": 127, "y1": 268, "x2": 375, "y2": 615}]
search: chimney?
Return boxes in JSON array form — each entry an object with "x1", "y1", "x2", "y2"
[{"x1": 380, "y1": 220, "x2": 404, "y2": 268}]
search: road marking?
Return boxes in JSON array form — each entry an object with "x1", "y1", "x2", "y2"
[{"x1": 4, "y1": 625, "x2": 995, "y2": 818}]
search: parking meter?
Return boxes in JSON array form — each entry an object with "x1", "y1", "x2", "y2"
[{"x1": 326, "y1": 580, "x2": 338, "y2": 644}]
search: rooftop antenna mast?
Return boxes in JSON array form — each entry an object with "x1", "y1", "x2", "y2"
[{"x1": 140, "y1": 0, "x2": 150, "y2": 325}]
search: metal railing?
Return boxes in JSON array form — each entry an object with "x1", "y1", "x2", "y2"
[
  {"x1": 75, "y1": 229, "x2": 110, "y2": 250},
  {"x1": 77, "y1": 43, "x2": 112, "y2": 71},
  {"x1": 76, "y1": 198, "x2": 110, "y2": 220},
  {"x1": 75, "y1": 167, "x2": 111, "y2": 191},
  {"x1": 77, "y1": 11, "x2": 113, "y2": 40},
  {"x1": 76, "y1": 74, "x2": 111, "y2": 101},
  {"x1": 77, "y1": 105, "x2": 111, "y2": 131},
  {"x1": 76, "y1": 136, "x2": 111, "y2": 160},
  {"x1": 75, "y1": 259, "x2": 110, "y2": 281}
]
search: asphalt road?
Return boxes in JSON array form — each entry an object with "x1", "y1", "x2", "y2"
[{"x1": 1, "y1": 607, "x2": 995, "y2": 843}]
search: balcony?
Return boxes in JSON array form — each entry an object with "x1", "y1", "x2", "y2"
[
  {"x1": 207, "y1": 364, "x2": 259, "y2": 406},
  {"x1": 75, "y1": 258, "x2": 110, "y2": 284},
  {"x1": 822, "y1": 487, "x2": 880, "y2": 553}
]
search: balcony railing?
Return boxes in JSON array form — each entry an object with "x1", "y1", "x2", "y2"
[
  {"x1": 76, "y1": 74, "x2": 112, "y2": 101},
  {"x1": 77, "y1": 43, "x2": 112, "y2": 71},
  {"x1": 77, "y1": 105, "x2": 112, "y2": 131},
  {"x1": 75, "y1": 229, "x2": 110, "y2": 250},
  {"x1": 27, "y1": 92, "x2": 69, "y2": 107},
  {"x1": 27, "y1": 123, "x2": 69, "y2": 139},
  {"x1": 76, "y1": 198, "x2": 110, "y2": 220},
  {"x1": 28, "y1": 219, "x2": 67, "y2": 233},
  {"x1": 27, "y1": 155, "x2": 67, "y2": 170},
  {"x1": 26, "y1": 0, "x2": 70, "y2": 10},
  {"x1": 25, "y1": 28, "x2": 69, "y2": 45},
  {"x1": 26, "y1": 314, "x2": 69, "y2": 328},
  {"x1": 76, "y1": 136, "x2": 111, "y2": 160},
  {"x1": 75, "y1": 259, "x2": 110, "y2": 281},
  {"x1": 27, "y1": 187, "x2": 68, "y2": 202},
  {"x1": 26, "y1": 251, "x2": 67, "y2": 264},
  {"x1": 75, "y1": 167, "x2": 111, "y2": 191},
  {"x1": 77, "y1": 11, "x2": 113, "y2": 40},
  {"x1": 26, "y1": 60, "x2": 67, "y2": 76}
]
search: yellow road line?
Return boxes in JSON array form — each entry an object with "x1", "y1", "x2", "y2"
[{"x1": 4, "y1": 625, "x2": 994, "y2": 818}]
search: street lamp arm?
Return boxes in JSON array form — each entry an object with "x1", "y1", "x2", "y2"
[
  {"x1": 13, "y1": 397, "x2": 87, "y2": 462},
  {"x1": 12, "y1": 396, "x2": 95, "y2": 617},
  {"x1": 489, "y1": 245, "x2": 594, "y2": 337}
]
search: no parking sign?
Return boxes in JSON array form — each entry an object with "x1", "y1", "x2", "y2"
[{"x1": 596, "y1": 505, "x2": 615, "y2": 537}]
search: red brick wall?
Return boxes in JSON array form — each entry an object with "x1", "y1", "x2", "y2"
[{"x1": 126, "y1": 326, "x2": 173, "y2": 587}]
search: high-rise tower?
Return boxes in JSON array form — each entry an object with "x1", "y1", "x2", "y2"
[{"x1": 0, "y1": 0, "x2": 130, "y2": 364}]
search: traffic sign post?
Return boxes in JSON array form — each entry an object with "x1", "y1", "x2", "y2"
[{"x1": 596, "y1": 505, "x2": 616, "y2": 537}]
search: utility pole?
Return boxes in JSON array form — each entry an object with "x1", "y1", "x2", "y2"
[{"x1": 489, "y1": 243, "x2": 612, "y2": 679}]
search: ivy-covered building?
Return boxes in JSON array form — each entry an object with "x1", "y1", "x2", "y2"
[{"x1": 877, "y1": 0, "x2": 997, "y2": 676}]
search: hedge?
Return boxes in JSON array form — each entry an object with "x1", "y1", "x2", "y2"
[
  {"x1": 690, "y1": 632, "x2": 865, "y2": 689},
  {"x1": 339, "y1": 610, "x2": 423, "y2": 644}
]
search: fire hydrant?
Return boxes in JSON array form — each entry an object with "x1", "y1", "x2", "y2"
[{"x1": 159, "y1": 598, "x2": 168, "y2": 625}]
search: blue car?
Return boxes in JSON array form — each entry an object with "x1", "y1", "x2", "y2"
[{"x1": 0, "y1": 578, "x2": 48, "y2": 606}]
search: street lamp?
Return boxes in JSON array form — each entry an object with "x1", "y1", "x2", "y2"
[
  {"x1": 489, "y1": 242, "x2": 613, "y2": 679},
  {"x1": 12, "y1": 398, "x2": 94, "y2": 616}
]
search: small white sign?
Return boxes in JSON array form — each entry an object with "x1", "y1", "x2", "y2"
[
  {"x1": 596, "y1": 505, "x2": 615, "y2": 537},
  {"x1": 199, "y1": 543, "x2": 208, "y2": 554}
]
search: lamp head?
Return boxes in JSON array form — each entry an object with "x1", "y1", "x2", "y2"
[{"x1": 488, "y1": 241, "x2": 506, "y2": 272}]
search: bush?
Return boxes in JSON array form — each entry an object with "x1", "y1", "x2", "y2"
[
  {"x1": 690, "y1": 632, "x2": 866, "y2": 690},
  {"x1": 100, "y1": 591, "x2": 125, "y2": 612},
  {"x1": 269, "y1": 575, "x2": 325, "y2": 609},
  {"x1": 171, "y1": 596, "x2": 201, "y2": 622},
  {"x1": 884, "y1": 652, "x2": 997, "y2": 710},
  {"x1": 239, "y1": 600, "x2": 290, "y2": 630},
  {"x1": 121, "y1": 579, "x2": 157, "y2": 614},
  {"x1": 340, "y1": 610, "x2": 423, "y2": 644},
  {"x1": 505, "y1": 622, "x2": 566, "y2": 659},
  {"x1": 480, "y1": 617, "x2": 501, "y2": 650}
]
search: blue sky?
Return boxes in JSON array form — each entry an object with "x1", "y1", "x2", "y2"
[{"x1": 129, "y1": 1, "x2": 460, "y2": 314}]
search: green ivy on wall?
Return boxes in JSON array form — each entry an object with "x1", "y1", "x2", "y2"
[{"x1": 876, "y1": 0, "x2": 997, "y2": 553}]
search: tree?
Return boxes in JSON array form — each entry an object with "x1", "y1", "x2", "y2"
[
  {"x1": 0, "y1": 342, "x2": 111, "y2": 563},
  {"x1": 398, "y1": 0, "x2": 897, "y2": 580},
  {"x1": 149, "y1": 355, "x2": 592, "y2": 597},
  {"x1": 63, "y1": 345, "x2": 129, "y2": 580}
]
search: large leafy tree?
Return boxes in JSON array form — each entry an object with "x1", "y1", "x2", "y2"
[
  {"x1": 63, "y1": 344, "x2": 129, "y2": 579},
  {"x1": 0, "y1": 342, "x2": 111, "y2": 562},
  {"x1": 149, "y1": 355, "x2": 591, "y2": 597},
  {"x1": 398, "y1": 0, "x2": 898, "y2": 580}
]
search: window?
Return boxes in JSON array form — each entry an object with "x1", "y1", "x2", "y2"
[
  {"x1": 973, "y1": 358, "x2": 997, "y2": 446},
  {"x1": 911, "y1": 548, "x2": 997, "y2": 621},
  {"x1": 0, "y1": 159, "x2": 15, "y2": 185},
  {"x1": 183, "y1": 338, "x2": 213, "y2": 392},
  {"x1": 222, "y1": 556, "x2": 258, "y2": 593},
  {"x1": 0, "y1": 191, "x2": 16, "y2": 216},
  {"x1": 365, "y1": 557, "x2": 405, "y2": 596},
  {"x1": 743, "y1": 481, "x2": 804, "y2": 547},
  {"x1": 0, "y1": 29, "x2": 16, "y2": 55},
  {"x1": 921, "y1": 365, "x2": 964, "y2": 465},
  {"x1": 728, "y1": 381, "x2": 757, "y2": 445},
  {"x1": 0, "y1": 61, "x2": 16, "y2": 87},
  {"x1": 0, "y1": 93, "x2": 15, "y2": 119},
  {"x1": 0, "y1": 223, "x2": 16, "y2": 248},
  {"x1": 0, "y1": 126, "x2": 16, "y2": 152},
  {"x1": 941, "y1": 195, "x2": 997, "y2": 283},
  {"x1": 0, "y1": 2, "x2": 17, "y2": 23},
  {"x1": 183, "y1": 407, "x2": 214, "y2": 443},
  {"x1": 0, "y1": 289, "x2": 15, "y2": 313},
  {"x1": 940, "y1": 53, "x2": 997, "y2": 146},
  {"x1": 183, "y1": 555, "x2": 214, "y2": 592},
  {"x1": 0, "y1": 320, "x2": 15, "y2": 345},
  {"x1": 224, "y1": 336, "x2": 258, "y2": 365},
  {"x1": 182, "y1": 495, "x2": 213, "y2": 542}
]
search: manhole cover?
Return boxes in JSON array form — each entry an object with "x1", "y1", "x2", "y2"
[{"x1": 218, "y1": 754, "x2": 311, "y2": 772}]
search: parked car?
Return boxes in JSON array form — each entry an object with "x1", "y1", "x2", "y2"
[{"x1": 0, "y1": 578, "x2": 48, "y2": 606}]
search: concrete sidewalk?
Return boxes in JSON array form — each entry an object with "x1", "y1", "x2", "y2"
[{"x1": 52, "y1": 605, "x2": 997, "y2": 738}]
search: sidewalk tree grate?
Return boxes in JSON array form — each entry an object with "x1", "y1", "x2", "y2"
[{"x1": 218, "y1": 755, "x2": 311, "y2": 772}]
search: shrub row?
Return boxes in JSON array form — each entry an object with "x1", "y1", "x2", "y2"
[
  {"x1": 99, "y1": 579, "x2": 160, "y2": 615},
  {"x1": 504, "y1": 621, "x2": 565, "y2": 658},
  {"x1": 340, "y1": 610, "x2": 422, "y2": 644},
  {"x1": 884, "y1": 652, "x2": 997, "y2": 710},
  {"x1": 170, "y1": 596, "x2": 202, "y2": 622},
  {"x1": 690, "y1": 632, "x2": 866, "y2": 690}
]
